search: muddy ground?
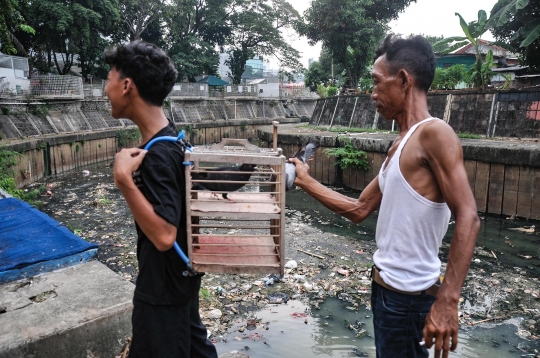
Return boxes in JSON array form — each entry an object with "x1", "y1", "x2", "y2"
[{"x1": 32, "y1": 163, "x2": 540, "y2": 355}]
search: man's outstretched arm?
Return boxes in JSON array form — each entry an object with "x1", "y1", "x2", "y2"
[
  {"x1": 290, "y1": 157, "x2": 382, "y2": 223},
  {"x1": 421, "y1": 122, "x2": 480, "y2": 358}
]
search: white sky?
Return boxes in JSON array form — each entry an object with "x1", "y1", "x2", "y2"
[{"x1": 274, "y1": 0, "x2": 498, "y2": 69}]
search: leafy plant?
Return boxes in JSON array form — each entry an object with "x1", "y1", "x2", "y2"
[
  {"x1": 499, "y1": 73, "x2": 514, "y2": 89},
  {"x1": 323, "y1": 137, "x2": 369, "y2": 170},
  {"x1": 316, "y1": 84, "x2": 328, "y2": 98},
  {"x1": 431, "y1": 65, "x2": 467, "y2": 90},
  {"x1": 29, "y1": 104, "x2": 50, "y2": 117},
  {"x1": 116, "y1": 128, "x2": 142, "y2": 148},
  {"x1": 0, "y1": 147, "x2": 42, "y2": 205},
  {"x1": 465, "y1": 50, "x2": 495, "y2": 89},
  {"x1": 358, "y1": 78, "x2": 373, "y2": 93},
  {"x1": 327, "y1": 86, "x2": 338, "y2": 97},
  {"x1": 240, "y1": 121, "x2": 248, "y2": 132}
]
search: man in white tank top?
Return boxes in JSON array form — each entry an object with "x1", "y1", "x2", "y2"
[{"x1": 290, "y1": 34, "x2": 479, "y2": 358}]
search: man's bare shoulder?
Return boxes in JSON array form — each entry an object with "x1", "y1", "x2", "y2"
[
  {"x1": 421, "y1": 119, "x2": 460, "y2": 145},
  {"x1": 420, "y1": 119, "x2": 463, "y2": 162}
]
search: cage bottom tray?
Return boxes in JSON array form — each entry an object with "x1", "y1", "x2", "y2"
[{"x1": 192, "y1": 235, "x2": 281, "y2": 274}]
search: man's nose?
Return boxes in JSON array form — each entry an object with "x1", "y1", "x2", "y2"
[{"x1": 371, "y1": 91, "x2": 377, "y2": 101}]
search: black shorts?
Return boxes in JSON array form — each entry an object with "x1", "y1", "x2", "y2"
[{"x1": 129, "y1": 276, "x2": 217, "y2": 358}]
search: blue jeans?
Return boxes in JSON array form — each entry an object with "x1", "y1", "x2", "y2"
[{"x1": 371, "y1": 281, "x2": 436, "y2": 358}]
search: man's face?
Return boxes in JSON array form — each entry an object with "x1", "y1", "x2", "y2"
[
  {"x1": 104, "y1": 67, "x2": 126, "y2": 119},
  {"x1": 371, "y1": 55, "x2": 404, "y2": 120}
]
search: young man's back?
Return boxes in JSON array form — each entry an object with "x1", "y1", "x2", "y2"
[{"x1": 104, "y1": 40, "x2": 217, "y2": 357}]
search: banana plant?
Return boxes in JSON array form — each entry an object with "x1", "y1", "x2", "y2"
[{"x1": 433, "y1": 10, "x2": 491, "y2": 62}]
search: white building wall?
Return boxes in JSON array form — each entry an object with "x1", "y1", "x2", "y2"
[{"x1": 258, "y1": 83, "x2": 280, "y2": 98}]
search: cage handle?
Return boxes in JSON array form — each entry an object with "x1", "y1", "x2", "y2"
[{"x1": 210, "y1": 138, "x2": 261, "y2": 152}]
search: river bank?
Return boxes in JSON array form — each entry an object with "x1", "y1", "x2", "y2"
[{"x1": 32, "y1": 161, "x2": 540, "y2": 356}]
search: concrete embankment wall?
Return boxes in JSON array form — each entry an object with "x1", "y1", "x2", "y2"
[
  {"x1": 0, "y1": 99, "x2": 315, "y2": 140},
  {"x1": 312, "y1": 89, "x2": 540, "y2": 138},
  {"x1": 3, "y1": 118, "x2": 301, "y2": 189},
  {"x1": 259, "y1": 128, "x2": 540, "y2": 220}
]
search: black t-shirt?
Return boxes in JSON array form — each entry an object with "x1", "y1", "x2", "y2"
[{"x1": 132, "y1": 120, "x2": 191, "y2": 305}]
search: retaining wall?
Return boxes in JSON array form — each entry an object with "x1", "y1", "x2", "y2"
[
  {"x1": 312, "y1": 88, "x2": 540, "y2": 138},
  {"x1": 4, "y1": 118, "x2": 301, "y2": 189},
  {"x1": 259, "y1": 128, "x2": 540, "y2": 220},
  {"x1": 0, "y1": 99, "x2": 315, "y2": 141}
]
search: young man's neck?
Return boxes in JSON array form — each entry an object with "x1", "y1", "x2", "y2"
[{"x1": 128, "y1": 98, "x2": 169, "y2": 144}]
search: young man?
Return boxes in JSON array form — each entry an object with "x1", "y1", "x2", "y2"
[
  {"x1": 104, "y1": 41, "x2": 217, "y2": 358},
  {"x1": 289, "y1": 35, "x2": 480, "y2": 358}
]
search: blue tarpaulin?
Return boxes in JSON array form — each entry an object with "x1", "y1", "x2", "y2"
[{"x1": 0, "y1": 198, "x2": 98, "y2": 283}]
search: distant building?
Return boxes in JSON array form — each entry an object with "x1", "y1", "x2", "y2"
[
  {"x1": 308, "y1": 57, "x2": 314, "y2": 68},
  {"x1": 0, "y1": 53, "x2": 30, "y2": 94},
  {"x1": 435, "y1": 39, "x2": 517, "y2": 69}
]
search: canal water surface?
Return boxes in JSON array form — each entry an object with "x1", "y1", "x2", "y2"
[{"x1": 34, "y1": 162, "x2": 540, "y2": 357}]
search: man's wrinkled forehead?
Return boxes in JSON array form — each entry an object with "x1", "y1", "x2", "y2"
[{"x1": 371, "y1": 55, "x2": 389, "y2": 78}]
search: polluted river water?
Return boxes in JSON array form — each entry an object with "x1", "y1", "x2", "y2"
[{"x1": 31, "y1": 161, "x2": 540, "y2": 358}]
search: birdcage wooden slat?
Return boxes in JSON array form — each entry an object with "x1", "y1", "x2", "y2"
[{"x1": 185, "y1": 138, "x2": 285, "y2": 275}]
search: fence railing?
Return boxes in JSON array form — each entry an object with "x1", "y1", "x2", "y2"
[
  {"x1": 169, "y1": 83, "x2": 208, "y2": 97},
  {"x1": 31, "y1": 75, "x2": 84, "y2": 99},
  {"x1": 1, "y1": 76, "x2": 318, "y2": 100},
  {"x1": 83, "y1": 81, "x2": 107, "y2": 99}
]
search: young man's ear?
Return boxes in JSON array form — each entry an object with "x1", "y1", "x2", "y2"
[{"x1": 123, "y1": 78, "x2": 134, "y2": 94}]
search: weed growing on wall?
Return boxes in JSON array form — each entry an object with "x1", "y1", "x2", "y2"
[
  {"x1": 29, "y1": 103, "x2": 50, "y2": 117},
  {"x1": 323, "y1": 137, "x2": 369, "y2": 170},
  {"x1": 0, "y1": 147, "x2": 43, "y2": 205},
  {"x1": 116, "y1": 128, "x2": 142, "y2": 148}
]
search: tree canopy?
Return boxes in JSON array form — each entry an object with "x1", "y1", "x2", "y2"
[
  {"x1": 3, "y1": 0, "x2": 303, "y2": 83},
  {"x1": 15, "y1": 0, "x2": 119, "y2": 76},
  {"x1": 0, "y1": 0, "x2": 34, "y2": 55},
  {"x1": 224, "y1": 0, "x2": 302, "y2": 84},
  {"x1": 298, "y1": 0, "x2": 415, "y2": 89},
  {"x1": 490, "y1": 0, "x2": 540, "y2": 71}
]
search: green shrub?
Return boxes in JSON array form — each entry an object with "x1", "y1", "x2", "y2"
[
  {"x1": 323, "y1": 137, "x2": 369, "y2": 170},
  {"x1": 0, "y1": 147, "x2": 43, "y2": 205},
  {"x1": 327, "y1": 86, "x2": 338, "y2": 97},
  {"x1": 316, "y1": 84, "x2": 328, "y2": 98},
  {"x1": 358, "y1": 78, "x2": 373, "y2": 93},
  {"x1": 116, "y1": 128, "x2": 142, "y2": 148}
]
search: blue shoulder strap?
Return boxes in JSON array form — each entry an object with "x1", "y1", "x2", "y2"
[{"x1": 143, "y1": 129, "x2": 197, "y2": 275}]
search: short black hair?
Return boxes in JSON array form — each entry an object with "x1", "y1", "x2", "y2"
[
  {"x1": 104, "y1": 41, "x2": 177, "y2": 106},
  {"x1": 374, "y1": 34, "x2": 436, "y2": 92}
]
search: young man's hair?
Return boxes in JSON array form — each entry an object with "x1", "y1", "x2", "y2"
[
  {"x1": 374, "y1": 34, "x2": 436, "y2": 93},
  {"x1": 104, "y1": 41, "x2": 177, "y2": 106}
]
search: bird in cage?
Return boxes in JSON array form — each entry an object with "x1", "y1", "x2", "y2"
[{"x1": 191, "y1": 163, "x2": 258, "y2": 201}]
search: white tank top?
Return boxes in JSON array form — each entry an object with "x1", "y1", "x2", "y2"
[{"x1": 373, "y1": 118, "x2": 451, "y2": 292}]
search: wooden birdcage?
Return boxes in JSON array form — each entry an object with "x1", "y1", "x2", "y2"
[{"x1": 185, "y1": 138, "x2": 286, "y2": 275}]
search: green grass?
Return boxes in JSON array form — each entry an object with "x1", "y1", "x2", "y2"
[
  {"x1": 294, "y1": 124, "x2": 395, "y2": 134},
  {"x1": 456, "y1": 133, "x2": 482, "y2": 139}
]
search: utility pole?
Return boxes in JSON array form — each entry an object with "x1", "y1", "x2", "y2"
[{"x1": 331, "y1": 57, "x2": 334, "y2": 86}]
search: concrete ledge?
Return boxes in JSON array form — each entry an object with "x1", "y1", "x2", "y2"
[
  {"x1": 259, "y1": 124, "x2": 540, "y2": 168},
  {"x1": 0, "y1": 260, "x2": 134, "y2": 358}
]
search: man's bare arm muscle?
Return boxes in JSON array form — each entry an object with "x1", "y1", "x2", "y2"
[
  {"x1": 290, "y1": 157, "x2": 382, "y2": 223},
  {"x1": 420, "y1": 121, "x2": 480, "y2": 358}
]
